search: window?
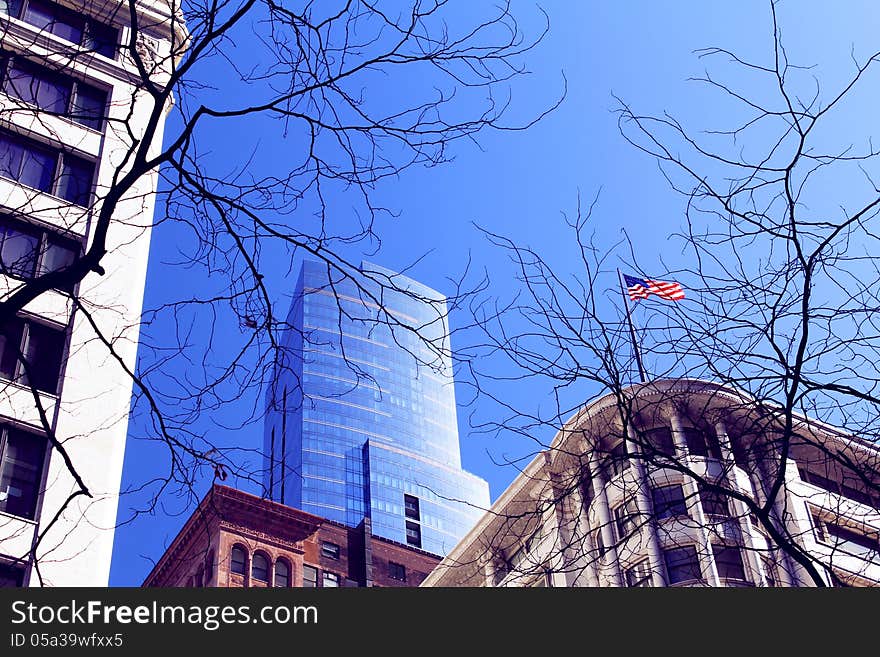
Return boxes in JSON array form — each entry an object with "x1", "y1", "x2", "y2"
[
  {"x1": 1, "y1": 54, "x2": 107, "y2": 130},
  {"x1": 0, "y1": 314, "x2": 67, "y2": 394},
  {"x1": 251, "y1": 552, "x2": 268, "y2": 582},
  {"x1": 0, "y1": 215, "x2": 80, "y2": 292},
  {"x1": 0, "y1": 562, "x2": 24, "y2": 587},
  {"x1": 651, "y1": 484, "x2": 688, "y2": 520},
  {"x1": 682, "y1": 427, "x2": 722, "y2": 459},
  {"x1": 0, "y1": 425, "x2": 47, "y2": 520},
  {"x1": 302, "y1": 564, "x2": 317, "y2": 588},
  {"x1": 699, "y1": 483, "x2": 730, "y2": 518},
  {"x1": 645, "y1": 427, "x2": 676, "y2": 458},
  {"x1": 713, "y1": 544, "x2": 746, "y2": 581},
  {"x1": 593, "y1": 528, "x2": 606, "y2": 557},
  {"x1": 813, "y1": 514, "x2": 880, "y2": 561},
  {"x1": 320, "y1": 541, "x2": 340, "y2": 560},
  {"x1": 799, "y1": 467, "x2": 880, "y2": 511},
  {"x1": 760, "y1": 555, "x2": 777, "y2": 587},
  {"x1": 205, "y1": 550, "x2": 214, "y2": 585},
  {"x1": 273, "y1": 559, "x2": 290, "y2": 587},
  {"x1": 601, "y1": 440, "x2": 629, "y2": 479},
  {"x1": 405, "y1": 520, "x2": 421, "y2": 548},
  {"x1": 0, "y1": 129, "x2": 94, "y2": 205},
  {"x1": 230, "y1": 546, "x2": 246, "y2": 576},
  {"x1": 193, "y1": 566, "x2": 203, "y2": 587},
  {"x1": 388, "y1": 562, "x2": 406, "y2": 582},
  {"x1": 322, "y1": 571, "x2": 339, "y2": 588},
  {"x1": 613, "y1": 496, "x2": 640, "y2": 541},
  {"x1": 404, "y1": 493, "x2": 420, "y2": 520},
  {"x1": 663, "y1": 546, "x2": 702, "y2": 584},
  {"x1": 4, "y1": 0, "x2": 119, "y2": 59},
  {"x1": 624, "y1": 559, "x2": 652, "y2": 587}
]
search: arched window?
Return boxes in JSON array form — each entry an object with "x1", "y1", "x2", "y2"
[
  {"x1": 274, "y1": 559, "x2": 291, "y2": 587},
  {"x1": 230, "y1": 545, "x2": 247, "y2": 576},
  {"x1": 205, "y1": 549, "x2": 215, "y2": 584},
  {"x1": 252, "y1": 552, "x2": 269, "y2": 582}
]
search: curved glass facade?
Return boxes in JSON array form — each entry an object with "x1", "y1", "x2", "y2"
[{"x1": 264, "y1": 260, "x2": 489, "y2": 556}]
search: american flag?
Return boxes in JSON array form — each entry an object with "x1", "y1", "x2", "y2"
[{"x1": 623, "y1": 274, "x2": 685, "y2": 302}]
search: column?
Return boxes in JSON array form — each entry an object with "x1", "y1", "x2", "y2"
[
  {"x1": 626, "y1": 428, "x2": 667, "y2": 587},
  {"x1": 588, "y1": 450, "x2": 623, "y2": 587},
  {"x1": 670, "y1": 413, "x2": 719, "y2": 586}
]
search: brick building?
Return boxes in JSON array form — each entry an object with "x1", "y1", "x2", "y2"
[{"x1": 143, "y1": 485, "x2": 441, "y2": 588}]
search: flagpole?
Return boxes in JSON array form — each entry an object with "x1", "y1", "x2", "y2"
[{"x1": 618, "y1": 268, "x2": 647, "y2": 383}]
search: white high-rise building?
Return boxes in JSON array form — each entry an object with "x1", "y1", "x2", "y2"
[
  {"x1": 422, "y1": 379, "x2": 880, "y2": 588},
  {"x1": 0, "y1": 0, "x2": 184, "y2": 586}
]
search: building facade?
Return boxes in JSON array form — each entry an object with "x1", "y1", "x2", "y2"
[
  {"x1": 422, "y1": 379, "x2": 880, "y2": 587},
  {"x1": 0, "y1": 0, "x2": 183, "y2": 586},
  {"x1": 143, "y1": 484, "x2": 441, "y2": 588},
  {"x1": 263, "y1": 260, "x2": 489, "y2": 556}
]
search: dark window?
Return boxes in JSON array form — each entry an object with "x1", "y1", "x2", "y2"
[
  {"x1": 7, "y1": 0, "x2": 118, "y2": 59},
  {"x1": 0, "y1": 315, "x2": 66, "y2": 394},
  {"x1": 205, "y1": 550, "x2": 214, "y2": 585},
  {"x1": 230, "y1": 546, "x2": 246, "y2": 576},
  {"x1": 0, "y1": 129, "x2": 94, "y2": 205},
  {"x1": 824, "y1": 520, "x2": 879, "y2": 560},
  {"x1": 713, "y1": 545, "x2": 746, "y2": 581},
  {"x1": 405, "y1": 520, "x2": 421, "y2": 548},
  {"x1": 320, "y1": 541, "x2": 339, "y2": 559},
  {"x1": 388, "y1": 562, "x2": 406, "y2": 582},
  {"x1": 613, "y1": 496, "x2": 640, "y2": 541},
  {"x1": 21, "y1": 320, "x2": 65, "y2": 393},
  {"x1": 0, "y1": 425, "x2": 47, "y2": 520},
  {"x1": 760, "y1": 555, "x2": 777, "y2": 587},
  {"x1": 404, "y1": 493, "x2": 420, "y2": 520},
  {"x1": 322, "y1": 571, "x2": 339, "y2": 588},
  {"x1": 0, "y1": 562, "x2": 25, "y2": 587},
  {"x1": 645, "y1": 427, "x2": 676, "y2": 458},
  {"x1": 593, "y1": 528, "x2": 605, "y2": 557},
  {"x1": 274, "y1": 559, "x2": 290, "y2": 587},
  {"x1": 251, "y1": 552, "x2": 268, "y2": 582},
  {"x1": 699, "y1": 483, "x2": 730, "y2": 518},
  {"x1": 1, "y1": 54, "x2": 107, "y2": 130},
  {"x1": 682, "y1": 427, "x2": 722, "y2": 459},
  {"x1": 651, "y1": 484, "x2": 688, "y2": 520},
  {"x1": 625, "y1": 559, "x2": 652, "y2": 587},
  {"x1": 302, "y1": 564, "x2": 317, "y2": 588},
  {"x1": 663, "y1": 546, "x2": 702, "y2": 584},
  {"x1": 601, "y1": 440, "x2": 629, "y2": 479},
  {"x1": 800, "y1": 468, "x2": 880, "y2": 511}
]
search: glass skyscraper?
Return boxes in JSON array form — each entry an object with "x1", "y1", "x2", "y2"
[{"x1": 263, "y1": 260, "x2": 489, "y2": 556}]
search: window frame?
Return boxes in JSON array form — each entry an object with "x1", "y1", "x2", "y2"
[
  {"x1": 403, "y1": 493, "x2": 420, "y2": 520},
  {"x1": 651, "y1": 483, "x2": 689, "y2": 520},
  {"x1": 612, "y1": 496, "x2": 641, "y2": 542},
  {"x1": 4, "y1": 0, "x2": 120, "y2": 60},
  {"x1": 698, "y1": 482, "x2": 731, "y2": 518},
  {"x1": 302, "y1": 564, "x2": 318, "y2": 588},
  {"x1": 405, "y1": 520, "x2": 421, "y2": 548},
  {"x1": 0, "y1": 128, "x2": 95, "y2": 206},
  {"x1": 0, "y1": 313, "x2": 68, "y2": 395},
  {"x1": 388, "y1": 561, "x2": 406, "y2": 582},
  {"x1": 0, "y1": 214, "x2": 81, "y2": 292},
  {"x1": 712, "y1": 544, "x2": 747, "y2": 582},
  {"x1": 663, "y1": 545, "x2": 703, "y2": 585},
  {"x1": 320, "y1": 541, "x2": 340, "y2": 560},
  {"x1": 250, "y1": 551, "x2": 269, "y2": 583},
  {"x1": 0, "y1": 52, "x2": 108, "y2": 130},
  {"x1": 273, "y1": 558, "x2": 290, "y2": 588},
  {"x1": 0, "y1": 423, "x2": 48, "y2": 520},
  {"x1": 624, "y1": 559, "x2": 652, "y2": 587},
  {"x1": 229, "y1": 545, "x2": 247, "y2": 577}
]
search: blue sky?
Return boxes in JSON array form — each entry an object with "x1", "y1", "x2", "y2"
[{"x1": 108, "y1": 1, "x2": 880, "y2": 585}]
